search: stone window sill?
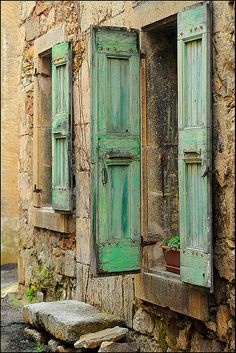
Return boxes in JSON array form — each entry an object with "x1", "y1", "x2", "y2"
[
  {"x1": 135, "y1": 268, "x2": 210, "y2": 321},
  {"x1": 33, "y1": 207, "x2": 75, "y2": 234}
]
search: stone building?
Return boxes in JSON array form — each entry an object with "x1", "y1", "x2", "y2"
[
  {"x1": 1, "y1": 1, "x2": 21, "y2": 265},
  {"x1": 15, "y1": 1, "x2": 235, "y2": 352}
]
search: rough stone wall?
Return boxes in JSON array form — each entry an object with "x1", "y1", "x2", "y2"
[
  {"x1": 18, "y1": 0, "x2": 82, "y2": 300},
  {"x1": 75, "y1": 1, "x2": 235, "y2": 352},
  {"x1": 1, "y1": 1, "x2": 21, "y2": 265},
  {"x1": 17, "y1": 1, "x2": 235, "y2": 352}
]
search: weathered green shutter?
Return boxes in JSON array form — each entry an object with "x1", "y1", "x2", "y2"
[
  {"x1": 92, "y1": 27, "x2": 141, "y2": 273},
  {"x1": 178, "y1": 3, "x2": 212, "y2": 289},
  {"x1": 52, "y1": 42, "x2": 73, "y2": 212}
]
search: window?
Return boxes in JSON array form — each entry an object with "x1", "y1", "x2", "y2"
[
  {"x1": 33, "y1": 26, "x2": 74, "y2": 233},
  {"x1": 91, "y1": 2, "x2": 213, "y2": 290},
  {"x1": 35, "y1": 50, "x2": 52, "y2": 207}
]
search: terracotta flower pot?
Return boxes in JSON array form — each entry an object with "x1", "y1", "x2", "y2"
[{"x1": 161, "y1": 245, "x2": 180, "y2": 274}]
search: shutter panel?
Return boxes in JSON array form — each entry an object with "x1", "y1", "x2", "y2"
[
  {"x1": 52, "y1": 42, "x2": 73, "y2": 212},
  {"x1": 92, "y1": 28, "x2": 141, "y2": 273},
  {"x1": 178, "y1": 3, "x2": 212, "y2": 289}
]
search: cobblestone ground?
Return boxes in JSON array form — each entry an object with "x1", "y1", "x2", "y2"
[{"x1": 1, "y1": 264, "x2": 36, "y2": 352}]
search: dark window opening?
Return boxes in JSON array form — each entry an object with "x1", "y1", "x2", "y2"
[
  {"x1": 39, "y1": 51, "x2": 52, "y2": 207},
  {"x1": 142, "y1": 17, "x2": 179, "y2": 271}
]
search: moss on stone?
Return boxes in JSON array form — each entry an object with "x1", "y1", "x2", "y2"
[{"x1": 155, "y1": 318, "x2": 168, "y2": 352}]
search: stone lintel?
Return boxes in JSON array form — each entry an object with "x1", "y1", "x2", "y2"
[
  {"x1": 135, "y1": 270, "x2": 209, "y2": 321},
  {"x1": 33, "y1": 207, "x2": 75, "y2": 233},
  {"x1": 34, "y1": 24, "x2": 65, "y2": 57}
]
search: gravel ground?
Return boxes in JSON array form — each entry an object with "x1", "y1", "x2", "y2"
[{"x1": 1, "y1": 264, "x2": 36, "y2": 352}]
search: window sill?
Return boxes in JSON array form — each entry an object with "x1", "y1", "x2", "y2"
[
  {"x1": 33, "y1": 207, "x2": 75, "y2": 233},
  {"x1": 135, "y1": 268, "x2": 209, "y2": 321}
]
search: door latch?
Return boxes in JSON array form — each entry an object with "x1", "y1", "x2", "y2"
[{"x1": 102, "y1": 166, "x2": 108, "y2": 185}]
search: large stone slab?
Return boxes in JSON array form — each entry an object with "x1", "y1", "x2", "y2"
[
  {"x1": 74, "y1": 326, "x2": 129, "y2": 349},
  {"x1": 23, "y1": 300, "x2": 125, "y2": 344}
]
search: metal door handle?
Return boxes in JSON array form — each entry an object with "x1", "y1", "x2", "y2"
[{"x1": 102, "y1": 166, "x2": 108, "y2": 185}]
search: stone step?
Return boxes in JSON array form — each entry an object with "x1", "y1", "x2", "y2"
[
  {"x1": 74, "y1": 326, "x2": 129, "y2": 349},
  {"x1": 98, "y1": 341, "x2": 139, "y2": 352},
  {"x1": 23, "y1": 300, "x2": 125, "y2": 344}
]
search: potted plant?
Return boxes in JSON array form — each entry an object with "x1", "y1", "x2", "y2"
[{"x1": 160, "y1": 235, "x2": 180, "y2": 274}]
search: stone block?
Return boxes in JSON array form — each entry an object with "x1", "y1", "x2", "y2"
[
  {"x1": 74, "y1": 124, "x2": 91, "y2": 172},
  {"x1": 55, "y1": 257, "x2": 65, "y2": 276},
  {"x1": 205, "y1": 321, "x2": 217, "y2": 333},
  {"x1": 135, "y1": 271, "x2": 210, "y2": 321},
  {"x1": 56, "y1": 345, "x2": 81, "y2": 353},
  {"x1": 24, "y1": 327, "x2": 50, "y2": 343},
  {"x1": 73, "y1": 84, "x2": 90, "y2": 125},
  {"x1": 74, "y1": 326, "x2": 129, "y2": 349},
  {"x1": 64, "y1": 250, "x2": 76, "y2": 278},
  {"x1": 98, "y1": 341, "x2": 138, "y2": 352},
  {"x1": 23, "y1": 300, "x2": 125, "y2": 344},
  {"x1": 216, "y1": 305, "x2": 231, "y2": 341},
  {"x1": 75, "y1": 172, "x2": 90, "y2": 218},
  {"x1": 36, "y1": 291, "x2": 44, "y2": 302},
  {"x1": 127, "y1": 331, "x2": 161, "y2": 352},
  {"x1": 25, "y1": 17, "x2": 40, "y2": 41},
  {"x1": 190, "y1": 332, "x2": 224, "y2": 352},
  {"x1": 35, "y1": 2, "x2": 48, "y2": 16},
  {"x1": 76, "y1": 218, "x2": 91, "y2": 265},
  {"x1": 45, "y1": 7, "x2": 56, "y2": 28},
  {"x1": 133, "y1": 308, "x2": 154, "y2": 335},
  {"x1": 21, "y1": 1, "x2": 36, "y2": 22},
  {"x1": 33, "y1": 207, "x2": 75, "y2": 234},
  {"x1": 176, "y1": 327, "x2": 191, "y2": 351},
  {"x1": 48, "y1": 338, "x2": 63, "y2": 351},
  {"x1": 123, "y1": 276, "x2": 135, "y2": 328},
  {"x1": 229, "y1": 286, "x2": 235, "y2": 317},
  {"x1": 215, "y1": 241, "x2": 235, "y2": 282}
]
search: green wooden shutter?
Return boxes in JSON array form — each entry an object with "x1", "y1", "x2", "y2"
[
  {"x1": 178, "y1": 3, "x2": 212, "y2": 289},
  {"x1": 52, "y1": 42, "x2": 73, "y2": 212},
  {"x1": 92, "y1": 27, "x2": 141, "y2": 273}
]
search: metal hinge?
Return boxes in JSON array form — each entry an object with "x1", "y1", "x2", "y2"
[
  {"x1": 33, "y1": 184, "x2": 42, "y2": 193},
  {"x1": 141, "y1": 236, "x2": 158, "y2": 247}
]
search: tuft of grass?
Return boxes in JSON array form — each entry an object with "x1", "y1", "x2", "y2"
[
  {"x1": 26, "y1": 288, "x2": 36, "y2": 302},
  {"x1": 33, "y1": 343, "x2": 45, "y2": 352}
]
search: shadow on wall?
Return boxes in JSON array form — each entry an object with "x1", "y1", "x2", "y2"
[{"x1": 1, "y1": 225, "x2": 19, "y2": 266}]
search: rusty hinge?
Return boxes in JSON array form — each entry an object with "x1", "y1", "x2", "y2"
[
  {"x1": 141, "y1": 236, "x2": 158, "y2": 247},
  {"x1": 33, "y1": 184, "x2": 42, "y2": 193}
]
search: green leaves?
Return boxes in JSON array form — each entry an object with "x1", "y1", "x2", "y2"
[
  {"x1": 26, "y1": 285, "x2": 36, "y2": 302},
  {"x1": 162, "y1": 235, "x2": 180, "y2": 249},
  {"x1": 33, "y1": 343, "x2": 45, "y2": 352}
]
